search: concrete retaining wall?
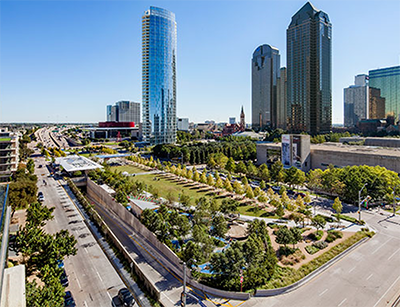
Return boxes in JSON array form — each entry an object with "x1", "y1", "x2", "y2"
[{"x1": 87, "y1": 178, "x2": 251, "y2": 300}]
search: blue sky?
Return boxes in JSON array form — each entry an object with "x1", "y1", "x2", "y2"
[{"x1": 1, "y1": 0, "x2": 399, "y2": 124}]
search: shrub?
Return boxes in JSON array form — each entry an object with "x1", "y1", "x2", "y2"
[
  {"x1": 325, "y1": 230, "x2": 343, "y2": 243},
  {"x1": 313, "y1": 240, "x2": 328, "y2": 250},
  {"x1": 305, "y1": 245, "x2": 319, "y2": 255},
  {"x1": 281, "y1": 249, "x2": 305, "y2": 266},
  {"x1": 308, "y1": 230, "x2": 323, "y2": 241},
  {"x1": 279, "y1": 246, "x2": 296, "y2": 257}
]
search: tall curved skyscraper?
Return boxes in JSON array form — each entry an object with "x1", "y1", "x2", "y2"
[{"x1": 142, "y1": 7, "x2": 177, "y2": 144}]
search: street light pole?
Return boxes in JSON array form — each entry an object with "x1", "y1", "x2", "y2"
[
  {"x1": 182, "y1": 261, "x2": 187, "y2": 307},
  {"x1": 393, "y1": 185, "x2": 399, "y2": 216},
  {"x1": 358, "y1": 183, "x2": 368, "y2": 222}
]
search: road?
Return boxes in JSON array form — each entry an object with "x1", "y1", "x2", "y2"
[
  {"x1": 91, "y1": 199, "x2": 215, "y2": 307},
  {"x1": 241, "y1": 208, "x2": 400, "y2": 307},
  {"x1": 34, "y1": 155, "x2": 126, "y2": 307}
]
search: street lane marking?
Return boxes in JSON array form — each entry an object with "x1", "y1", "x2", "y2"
[
  {"x1": 372, "y1": 238, "x2": 391, "y2": 254},
  {"x1": 319, "y1": 289, "x2": 328, "y2": 296},
  {"x1": 96, "y1": 271, "x2": 103, "y2": 282},
  {"x1": 366, "y1": 273, "x2": 373, "y2": 281},
  {"x1": 84, "y1": 301, "x2": 88, "y2": 307},
  {"x1": 373, "y1": 275, "x2": 400, "y2": 307},
  {"x1": 349, "y1": 266, "x2": 356, "y2": 273},
  {"x1": 338, "y1": 298, "x2": 347, "y2": 306},
  {"x1": 388, "y1": 247, "x2": 400, "y2": 260},
  {"x1": 76, "y1": 277, "x2": 82, "y2": 289}
]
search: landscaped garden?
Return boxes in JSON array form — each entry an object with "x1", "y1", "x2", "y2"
[{"x1": 88, "y1": 160, "x2": 374, "y2": 292}]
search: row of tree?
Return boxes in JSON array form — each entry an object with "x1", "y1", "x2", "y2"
[
  {"x1": 16, "y1": 202, "x2": 77, "y2": 306},
  {"x1": 152, "y1": 137, "x2": 257, "y2": 164},
  {"x1": 307, "y1": 164, "x2": 400, "y2": 204}
]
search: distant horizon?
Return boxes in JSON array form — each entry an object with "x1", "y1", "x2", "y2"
[{"x1": 1, "y1": 0, "x2": 399, "y2": 124}]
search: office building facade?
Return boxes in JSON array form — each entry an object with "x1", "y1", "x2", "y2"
[
  {"x1": 287, "y1": 2, "x2": 332, "y2": 134},
  {"x1": 251, "y1": 44, "x2": 280, "y2": 130},
  {"x1": 276, "y1": 67, "x2": 287, "y2": 130},
  {"x1": 142, "y1": 6, "x2": 177, "y2": 145},
  {"x1": 106, "y1": 101, "x2": 140, "y2": 124},
  {"x1": 369, "y1": 87, "x2": 386, "y2": 119},
  {"x1": 177, "y1": 118, "x2": 189, "y2": 131},
  {"x1": 369, "y1": 66, "x2": 400, "y2": 122},
  {"x1": 344, "y1": 74, "x2": 369, "y2": 127}
]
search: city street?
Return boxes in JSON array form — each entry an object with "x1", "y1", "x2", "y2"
[{"x1": 34, "y1": 156, "x2": 126, "y2": 307}]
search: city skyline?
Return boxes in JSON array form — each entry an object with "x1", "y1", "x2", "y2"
[{"x1": 1, "y1": 0, "x2": 399, "y2": 124}]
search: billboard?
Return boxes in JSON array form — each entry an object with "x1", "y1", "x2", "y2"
[
  {"x1": 292, "y1": 135, "x2": 302, "y2": 168},
  {"x1": 281, "y1": 134, "x2": 291, "y2": 167}
]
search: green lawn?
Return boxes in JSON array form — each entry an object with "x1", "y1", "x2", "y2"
[
  {"x1": 111, "y1": 165, "x2": 148, "y2": 174},
  {"x1": 130, "y1": 174, "x2": 227, "y2": 206},
  {"x1": 237, "y1": 204, "x2": 279, "y2": 218},
  {"x1": 0, "y1": 138, "x2": 11, "y2": 142}
]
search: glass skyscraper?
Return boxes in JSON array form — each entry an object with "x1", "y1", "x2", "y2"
[
  {"x1": 287, "y1": 2, "x2": 332, "y2": 134},
  {"x1": 142, "y1": 7, "x2": 177, "y2": 144},
  {"x1": 251, "y1": 44, "x2": 281, "y2": 130},
  {"x1": 369, "y1": 66, "x2": 400, "y2": 122}
]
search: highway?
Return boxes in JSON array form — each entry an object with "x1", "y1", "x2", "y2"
[{"x1": 34, "y1": 155, "x2": 126, "y2": 307}]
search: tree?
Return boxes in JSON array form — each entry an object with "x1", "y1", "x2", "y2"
[
  {"x1": 27, "y1": 159, "x2": 35, "y2": 174},
  {"x1": 260, "y1": 180, "x2": 266, "y2": 190},
  {"x1": 242, "y1": 176, "x2": 248, "y2": 185},
  {"x1": 181, "y1": 241, "x2": 203, "y2": 267},
  {"x1": 258, "y1": 164, "x2": 270, "y2": 182},
  {"x1": 304, "y1": 192, "x2": 312, "y2": 204},
  {"x1": 207, "y1": 174, "x2": 215, "y2": 186},
  {"x1": 236, "y1": 161, "x2": 247, "y2": 174},
  {"x1": 289, "y1": 212, "x2": 304, "y2": 227},
  {"x1": 176, "y1": 215, "x2": 191, "y2": 237},
  {"x1": 245, "y1": 186, "x2": 254, "y2": 199},
  {"x1": 332, "y1": 197, "x2": 343, "y2": 223},
  {"x1": 275, "y1": 204, "x2": 284, "y2": 218},
  {"x1": 275, "y1": 227, "x2": 293, "y2": 248},
  {"x1": 225, "y1": 157, "x2": 236, "y2": 173},
  {"x1": 253, "y1": 186, "x2": 261, "y2": 197},
  {"x1": 166, "y1": 190, "x2": 177, "y2": 205},
  {"x1": 180, "y1": 192, "x2": 191, "y2": 207},
  {"x1": 220, "y1": 199, "x2": 239, "y2": 214},
  {"x1": 270, "y1": 161, "x2": 284, "y2": 183},
  {"x1": 290, "y1": 227, "x2": 303, "y2": 248},
  {"x1": 26, "y1": 202, "x2": 54, "y2": 227},
  {"x1": 141, "y1": 209, "x2": 162, "y2": 233},
  {"x1": 312, "y1": 215, "x2": 326, "y2": 231},
  {"x1": 247, "y1": 163, "x2": 258, "y2": 177},
  {"x1": 215, "y1": 178, "x2": 223, "y2": 189},
  {"x1": 224, "y1": 179, "x2": 233, "y2": 192},
  {"x1": 211, "y1": 214, "x2": 227, "y2": 238},
  {"x1": 192, "y1": 171, "x2": 200, "y2": 182},
  {"x1": 192, "y1": 224, "x2": 207, "y2": 244},
  {"x1": 200, "y1": 172, "x2": 207, "y2": 184},
  {"x1": 295, "y1": 195, "x2": 305, "y2": 211},
  {"x1": 207, "y1": 156, "x2": 217, "y2": 169},
  {"x1": 233, "y1": 181, "x2": 243, "y2": 194},
  {"x1": 285, "y1": 167, "x2": 305, "y2": 188}
]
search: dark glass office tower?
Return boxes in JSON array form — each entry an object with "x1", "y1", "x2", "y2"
[
  {"x1": 369, "y1": 66, "x2": 400, "y2": 122},
  {"x1": 251, "y1": 44, "x2": 280, "y2": 130},
  {"x1": 142, "y1": 7, "x2": 177, "y2": 144},
  {"x1": 287, "y1": 2, "x2": 332, "y2": 134}
]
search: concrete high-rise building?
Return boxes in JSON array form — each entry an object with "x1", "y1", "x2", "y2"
[
  {"x1": 251, "y1": 44, "x2": 280, "y2": 130},
  {"x1": 344, "y1": 74, "x2": 369, "y2": 127},
  {"x1": 369, "y1": 87, "x2": 386, "y2": 119},
  {"x1": 276, "y1": 67, "x2": 287, "y2": 130},
  {"x1": 369, "y1": 66, "x2": 400, "y2": 122},
  {"x1": 106, "y1": 101, "x2": 140, "y2": 124},
  {"x1": 177, "y1": 118, "x2": 189, "y2": 131},
  {"x1": 142, "y1": 7, "x2": 177, "y2": 145},
  {"x1": 0, "y1": 128, "x2": 19, "y2": 182},
  {"x1": 117, "y1": 101, "x2": 140, "y2": 124},
  {"x1": 106, "y1": 105, "x2": 118, "y2": 122},
  {"x1": 287, "y1": 2, "x2": 332, "y2": 134}
]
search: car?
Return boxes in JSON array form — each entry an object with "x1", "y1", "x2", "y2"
[
  {"x1": 118, "y1": 288, "x2": 135, "y2": 306},
  {"x1": 60, "y1": 269, "x2": 69, "y2": 287},
  {"x1": 64, "y1": 291, "x2": 75, "y2": 306},
  {"x1": 38, "y1": 192, "x2": 44, "y2": 202},
  {"x1": 56, "y1": 260, "x2": 64, "y2": 269}
]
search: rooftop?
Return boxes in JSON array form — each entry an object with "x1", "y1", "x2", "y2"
[
  {"x1": 130, "y1": 199, "x2": 159, "y2": 211},
  {"x1": 55, "y1": 155, "x2": 103, "y2": 173}
]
